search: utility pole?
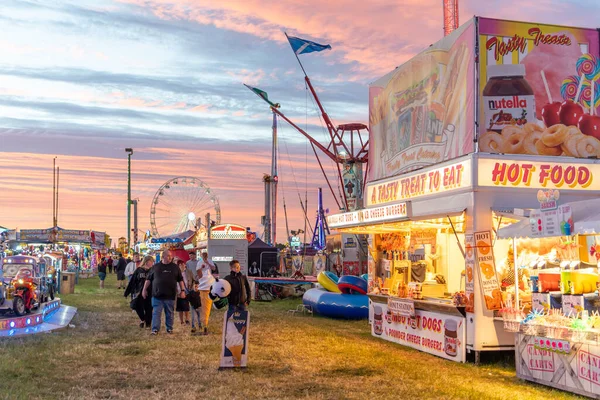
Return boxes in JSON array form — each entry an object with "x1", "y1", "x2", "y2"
[
  {"x1": 55, "y1": 166, "x2": 59, "y2": 227},
  {"x1": 125, "y1": 148, "x2": 133, "y2": 252},
  {"x1": 132, "y1": 199, "x2": 138, "y2": 246},
  {"x1": 52, "y1": 157, "x2": 57, "y2": 227},
  {"x1": 271, "y1": 111, "x2": 278, "y2": 246},
  {"x1": 263, "y1": 174, "x2": 271, "y2": 245}
]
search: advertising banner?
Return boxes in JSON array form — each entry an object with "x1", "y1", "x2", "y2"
[
  {"x1": 19, "y1": 229, "x2": 51, "y2": 242},
  {"x1": 314, "y1": 255, "x2": 326, "y2": 275},
  {"x1": 474, "y1": 231, "x2": 502, "y2": 311},
  {"x1": 477, "y1": 158, "x2": 600, "y2": 190},
  {"x1": 478, "y1": 18, "x2": 600, "y2": 158},
  {"x1": 220, "y1": 309, "x2": 249, "y2": 369},
  {"x1": 327, "y1": 202, "x2": 409, "y2": 229},
  {"x1": 58, "y1": 230, "x2": 91, "y2": 243},
  {"x1": 372, "y1": 302, "x2": 465, "y2": 362},
  {"x1": 303, "y1": 257, "x2": 314, "y2": 276},
  {"x1": 516, "y1": 333, "x2": 600, "y2": 398},
  {"x1": 343, "y1": 162, "x2": 363, "y2": 211},
  {"x1": 529, "y1": 204, "x2": 573, "y2": 238},
  {"x1": 368, "y1": 20, "x2": 475, "y2": 180},
  {"x1": 292, "y1": 255, "x2": 303, "y2": 274},
  {"x1": 387, "y1": 297, "x2": 415, "y2": 317},
  {"x1": 366, "y1": 158, "x2": 472, "y2": 207},
  {"x1": 464, "y1": 234, "x2": 475, "y2": 313}
]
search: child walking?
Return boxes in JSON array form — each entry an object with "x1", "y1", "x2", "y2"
[{"x1": 187, "y1": 283, "x2": 202, "y2": 334}]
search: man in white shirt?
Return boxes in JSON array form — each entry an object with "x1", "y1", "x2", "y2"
[
  {"x1": 197, "y1": 252, "x2": 218, "y2": 278},
  {"x1": 125, "y1": 252, "x2": 141, "y2": 282},
  {"x1": 195, "y1": 252, "x2": 217, "y2": 335}
]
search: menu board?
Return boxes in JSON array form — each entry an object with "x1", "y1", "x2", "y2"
[
  {"x1": 464, "y1": 234, "x2": 475, "y2": 313},
  {"x1": 474, "y1": 231, "x2": 502, "y2": 311},
  {"x1": 529, "y1": 204, "x2": 573, "y2": 238}
]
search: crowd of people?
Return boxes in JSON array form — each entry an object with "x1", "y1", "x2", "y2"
[{"x1": 100, "y1": 249, "x2": 250, "y2": 336}]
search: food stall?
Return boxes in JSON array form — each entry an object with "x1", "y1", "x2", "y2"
[
  {"x1": 197, "y1": 224, "x2": 249, "y2": 275},
  {"x1": 329, "y1": 154, "x2": 600, "y2": 363},
  {"x1": 495, "y1": 197, "x2": 600, "y2": 398},
  {"x1": 327, "y1": 16, "x2": 600, "y2": 364}
]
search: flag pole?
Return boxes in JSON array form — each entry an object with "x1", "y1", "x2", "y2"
[{"x1": 284, "y1": 32, "x2": 308, "y2": 77}]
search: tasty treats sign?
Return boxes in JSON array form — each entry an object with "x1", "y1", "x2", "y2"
[
  {"x1": 478, "y1": 18, "x2": 600, "y2": 159},
  {"x1": 368, "y1": 20, "x2": 476, "y2": 180},
  {"x1": 366, "y1": 159, "x2": 471, "y2": 207}
]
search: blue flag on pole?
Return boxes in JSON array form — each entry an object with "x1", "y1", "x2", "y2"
[{"x1": 287, "y1": 35, "x2": 332, "y2": 55}]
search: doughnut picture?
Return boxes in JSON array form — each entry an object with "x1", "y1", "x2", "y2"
[
  {"x1": 465, "y1": 244, "x2": 473, "y2": 258},
  {"x1": 523, "y1": 130, "x2": 542, "y2": 155},
  {"x1": 478, "y1": 122, "x2": 599, "y2": 158},
  {"x1": 576, "y1": 136, "x2": 600, "y2": 158},
  {"x1": 466, "y1": 266, "x2": 473, "y2": 282},
  {"x1": 476, "y1": 240, "x2": 490, "y2": 255},
  {"x1": 502, "y1": 132, "x2": 525, "y2": 154},
  {"x1": 480, "y1": 262, "x2": 495, "y2": 280},
  {"x1": 541, "y1": 124, "x2": 568, "y2": 147},
  {"x1": 478, "y1": 131, "x2": 504, "y2": 153}
]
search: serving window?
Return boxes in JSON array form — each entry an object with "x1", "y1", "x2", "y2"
[{"x1": 361, "y1": 214, "x2": 465, "y2": 300}]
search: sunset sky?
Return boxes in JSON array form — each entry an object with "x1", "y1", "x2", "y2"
[{"x1": 1, "y1": 0, "x2": 599, "y2": 244}]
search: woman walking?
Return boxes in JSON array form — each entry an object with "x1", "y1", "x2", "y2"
[
  {"x1": 98, "y1": 257, "x2": 107, "y2": 289},
  {"x1": 125, "y1": 255, "x2": 154, "y2": 328},
  {"x1": 176, "y1": 259, "x2": 190, "y2": 326}
]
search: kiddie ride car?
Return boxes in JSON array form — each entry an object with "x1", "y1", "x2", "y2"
[{"x1": 0, "y1": 256, "x2": 54, "y2": 316}]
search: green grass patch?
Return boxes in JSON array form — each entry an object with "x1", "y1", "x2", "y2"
[{"x1": 0, "y1": 274, "x2": 587, "y2": 399}]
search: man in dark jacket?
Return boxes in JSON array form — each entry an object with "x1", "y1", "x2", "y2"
[
  {"x1": 115, "y1": 253, "x2": 128, "y2": 289},
  {"x1": 224, "y1": 260, "x2": 251, "y2": 312}
]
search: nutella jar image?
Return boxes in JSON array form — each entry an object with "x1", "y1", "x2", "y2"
[
  {"x1": 483, "y1": 64, "x2": 535, "y2": 132},
  {"x1": 373, "y1": 305, "x2": 383, "y2": 336},
  {"x1": 444, "y1": 319, "x2": 459, "y2": 357}
]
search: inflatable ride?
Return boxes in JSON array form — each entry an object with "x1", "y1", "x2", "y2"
[{"x1": 303, "y1": 272, "x2": 368, "y2": 319}]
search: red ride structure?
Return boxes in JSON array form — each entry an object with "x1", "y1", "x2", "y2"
[
  {"x1": 443, "y1": 0, "x2": 460, "y2": 36},
  {"x1": 268, "y1": 34, "x2": 369, "y2": 213}
]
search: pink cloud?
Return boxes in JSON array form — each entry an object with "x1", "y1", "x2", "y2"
[
  {"x1": 0, "y1": 144, "x2": 337, "y2": 241},
  {"x1": 117, "y1": 0, "x2": 442, "y2": 78}
]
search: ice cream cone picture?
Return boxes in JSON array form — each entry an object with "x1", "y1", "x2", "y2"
[
  {"x1": 228, "y1": 344, "x2": 244, "y2": 367},
  {"x1": 221, "y1": 311, "x2": 249, "y2": 369}
]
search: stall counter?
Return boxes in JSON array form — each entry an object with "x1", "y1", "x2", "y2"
[
  {"x1": 516, "y1": 333, "x2": 600, "y2": 399},
  {"x1": 369, "y1": 294, "x2": 466, "y2": 362}
]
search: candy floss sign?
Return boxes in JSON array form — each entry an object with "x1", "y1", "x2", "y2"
[
  {"x1": 579, "y1": 351, "x2": 600, "y2": 387},
  {"x1": 525, "y1": 345, "x2": 556, "y2": 372},
  {"x1": 478, "y1": 18, "x2": 600, "y2": 159},
  {"x1": 368, "y1": 20, "x2": 475, "y2": 181}
]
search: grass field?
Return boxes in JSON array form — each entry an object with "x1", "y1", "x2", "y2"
[{"x1": 0, "y1": 274, "x2": 586, "y2": 400}]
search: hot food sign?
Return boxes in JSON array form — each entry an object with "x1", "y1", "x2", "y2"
[{"x1": 478, "y1": 159, "x2": 600, "y2": 190}]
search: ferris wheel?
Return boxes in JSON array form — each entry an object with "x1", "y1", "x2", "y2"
[{"x1": 149, "y1": 176, "x2": 221, "y2": 238}]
